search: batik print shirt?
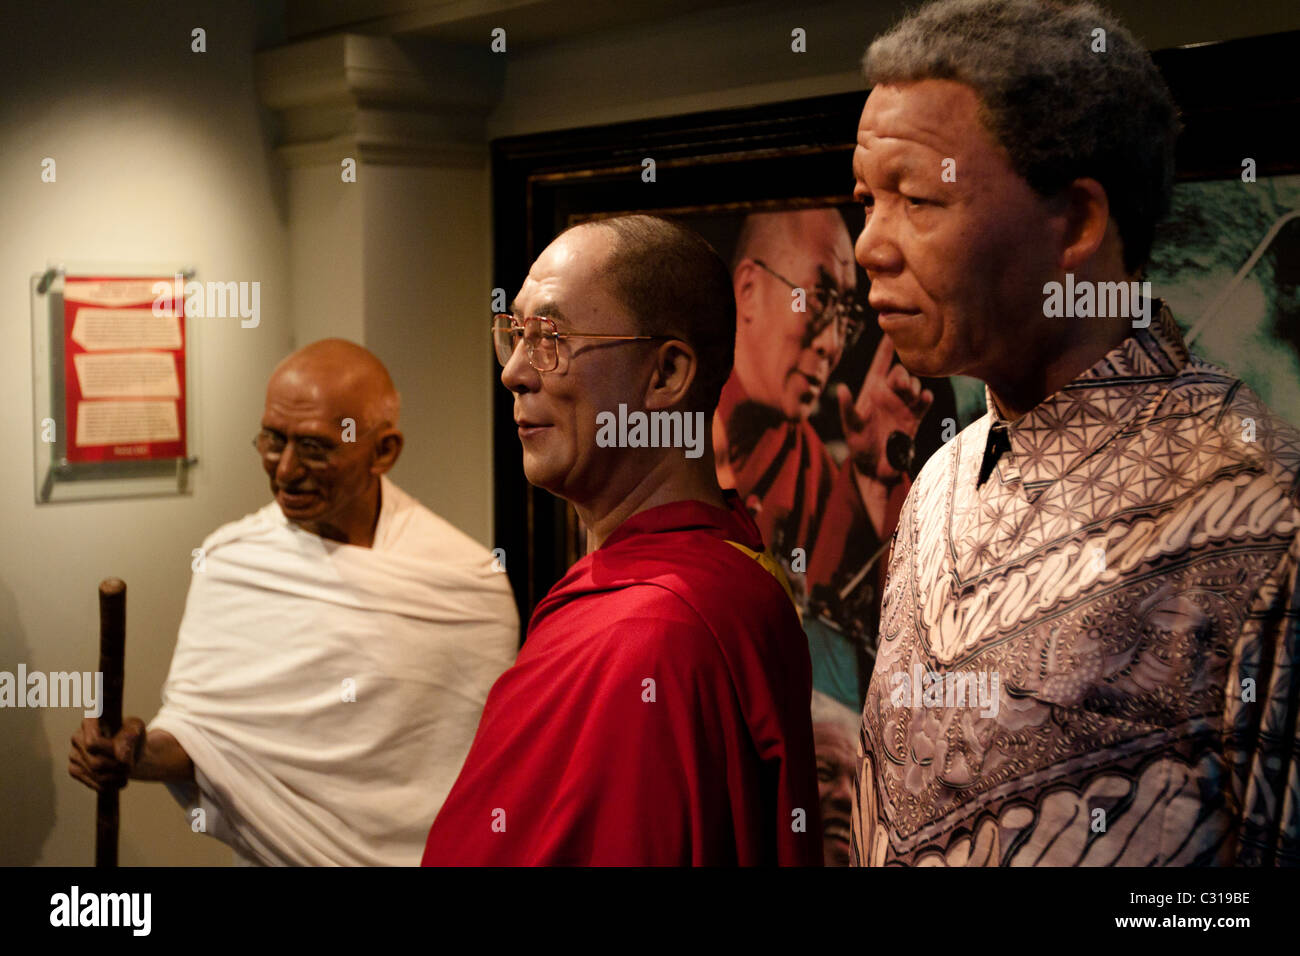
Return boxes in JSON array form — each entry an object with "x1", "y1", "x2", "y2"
[{"x1": 852, "y1": 307, "x2": 1300, "y2": 866}]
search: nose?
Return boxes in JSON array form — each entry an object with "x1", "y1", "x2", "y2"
[
  {"x1": 855, "y1": 205, "x2": 903, "y2": 277},
  {"x1": 274, "y1": 441, "x2": 307, "y2": 485},
  {"x1": 829, "y1": 770, "x2": 853, "y2": 809},
  {"x1": 500, "y1": 334, "x2": 541, "y2": 393},
  {"x1": 810, "y1": 312, "x2": 844, "y2": 363}
]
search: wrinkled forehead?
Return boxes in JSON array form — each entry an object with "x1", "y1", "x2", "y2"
[
  {"x1": 263, "y1": 368, "x2": 355, "y2": 430},
  {"x1": 855, "y1": 79, "x2": 992, "y2": 166}
]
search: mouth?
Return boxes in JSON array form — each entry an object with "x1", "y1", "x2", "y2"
[
  {"x1": 877, "y1": 311, "x2": 921, "y2": 330},
  {"x1": 870, "y1": 298, "x2": 922, "y2": 328},
  {"x1": 515, "y1": 417, "x2": 552, "y2": 439},
  {"x1": 822, "y1": 816, "x2": 852, "y2": 845},
  {"x1": 277, "y1": 487, "x2": 319, "y2": 507},
  {"x1": 794, "y1": 370, "x2": 824, "y2": 400}
]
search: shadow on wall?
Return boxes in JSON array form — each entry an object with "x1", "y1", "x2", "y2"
[{"x1": 0, "y1": 577, "x2": 56, "y2": 864}]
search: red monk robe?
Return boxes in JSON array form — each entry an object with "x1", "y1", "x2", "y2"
[
  {"x1": 714, "y1": 374, "x2": 910, "y2": 596},
  {"x1": 422, "y1": 492, "x2": 822, "y2": 866}
]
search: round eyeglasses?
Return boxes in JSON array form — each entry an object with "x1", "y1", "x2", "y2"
[
  {"x1": 492, "y1": 314, "x2": 674, "y2": 372},
  {"x1": 750, "y1": 258, "x2": 866, "y2": 349},
  {"x1": 252, "y1": 426, "x2": 379, "y2": 470}
]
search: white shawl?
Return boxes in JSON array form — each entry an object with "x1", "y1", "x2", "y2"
[{"x1": 149, "y1": 477, "x2": 518, "y2": 865}]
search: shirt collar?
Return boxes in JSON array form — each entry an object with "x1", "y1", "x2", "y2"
[
  {"x1": 979, "y1": 302, "x2": 1190, "y2": 500},
  {"x1": 600, "y1": 490, "x2": 763, "y2": 552}
]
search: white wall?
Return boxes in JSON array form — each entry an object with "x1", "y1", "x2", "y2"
[
  {"x1": 361, "y1": 164, "x2": 495, "y2": 543},
  {"x1": 0, "y1": 0, "x2": 288, "y2": 865},
  {"x1": 289, "y1": 163, "x2": 365, "y2": 345},
  {"x1": 282, "y1": 156, "x2": 495, "y2": 543}
]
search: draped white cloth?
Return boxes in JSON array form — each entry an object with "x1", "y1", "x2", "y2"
[{"x1": 149, "y1": 477, "x2": 518, "y2": 866}]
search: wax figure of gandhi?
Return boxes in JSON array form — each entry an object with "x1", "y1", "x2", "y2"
[
  {"x1": 423, "y1": 215, "x2": 822, "y2": 865},
  {"x1": 70, "y1": 339, "x2": 519, "y2": 865},
  {"x1": 850, "y1": 0, "x2": 1300, "y2": 866}
]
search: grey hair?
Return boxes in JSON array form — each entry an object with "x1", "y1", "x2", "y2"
[{"x1": 863, "y1": 0, "x2": 1180, "y2": 273}]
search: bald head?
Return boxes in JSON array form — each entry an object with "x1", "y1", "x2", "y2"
[
  {"x1": 732, "y1": 208, "x2": 855, "y2": 275},
  {"x1": 270, "y1": 338, "x2": 401, "y2": 432},
  {"x1": 259, "y1": 339, "x2": 404, "y2": 547},
  {"x1": 731, "y1": 208, "x2": 858, "y2": 421}
]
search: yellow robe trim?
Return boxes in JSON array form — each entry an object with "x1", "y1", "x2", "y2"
[{"x1": 725, "y1": 540, "x2": 802, "y2": 621}]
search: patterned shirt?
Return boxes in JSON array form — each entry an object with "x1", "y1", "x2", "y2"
[{"x1": 851, "y1": 307, "x2": 1300, "y2": 866}]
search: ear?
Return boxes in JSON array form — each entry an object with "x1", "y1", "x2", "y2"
[
  {"x1": 733, "y1": 259, "x2": 759, "y2": 326},
  {"x1": 369, "y1": 428, "x2": 404, "y2": 475},
  {"x1": 645, "y1": 339, "x2": 697, "y2": 411},
  {"x1": 1058, "y1": 177, "x2": 1111, "y2": 273}
]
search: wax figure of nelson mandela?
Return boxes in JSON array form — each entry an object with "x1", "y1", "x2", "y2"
[
  {"x1": 850, "y1": 0, "x2": 1299, "y2": 866},
  {"x1": 70, "y1": 339, "x2": 519, "y2": 865}
]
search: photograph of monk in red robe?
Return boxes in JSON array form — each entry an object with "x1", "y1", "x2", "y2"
[{"x1": 687, "y1": 205, "x2": 966, "y2": 864}]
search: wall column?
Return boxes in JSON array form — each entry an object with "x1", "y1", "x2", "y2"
[{"x1": 257, "y1": 34, "x2": 503, "y2": 542}]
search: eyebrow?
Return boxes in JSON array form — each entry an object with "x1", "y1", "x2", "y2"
[
  {"x1": 511, "y1": 300, "x2": 568, "y2": 328},
  {"x1": 855, "y1": 155, "x2": 943, "y2": 193},
  {"x1": 259, "y1": 423, "x2": 338, "y2": 440},
  {"x1": 852, "y1": 140, "x2": 935, "y2": 179}
]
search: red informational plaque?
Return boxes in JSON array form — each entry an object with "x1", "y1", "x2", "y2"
[{"x1": 62, "y1": 276, "x2": 187, "y2": 463}]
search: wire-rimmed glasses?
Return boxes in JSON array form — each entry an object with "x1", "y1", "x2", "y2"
[
  {"x1": 252, "y1": 426, "x2": 378, "y2": 470},
  {"x1": 492, "y1": 314, "x2": 674, "y2": 372},
  {"x1": 750, "y1": 258, "x2": 866, "y2": 349}
]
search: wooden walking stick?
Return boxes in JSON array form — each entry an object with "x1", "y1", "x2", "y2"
[{"x1": 95, "y1": 578, "x2": 126, "y2": 868}]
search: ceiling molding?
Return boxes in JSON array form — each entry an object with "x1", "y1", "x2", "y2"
[{"x1": 257, "y1": 33, "x2": 502, "y2": 166}]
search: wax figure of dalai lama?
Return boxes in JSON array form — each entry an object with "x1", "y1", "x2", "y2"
[
  {"x1": 423, "y1": 215, "x2": 822, "y2": 865},
  {"x1": 70, "y1": 340, "x2": 518, "y2": 865},
  {"x1": 851, "y1": 0, "x2": 1300, "y2": 866}
]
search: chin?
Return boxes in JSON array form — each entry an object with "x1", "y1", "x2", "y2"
[
  {"x1": 893, "y1": 343, "x2": 950, "y2": 379},
  {"x1": 781, "y1": 392, "x2": 817, "y2": 423},
  {"x1": 823, "y1": 840, "x2": 851, "y2": 867},
  {"x1": 891, "y1": 317, "x2": 961, "y2": 377},
  {"x1": 520, "y1": 457, "x2": 561, "y2": 494}
]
